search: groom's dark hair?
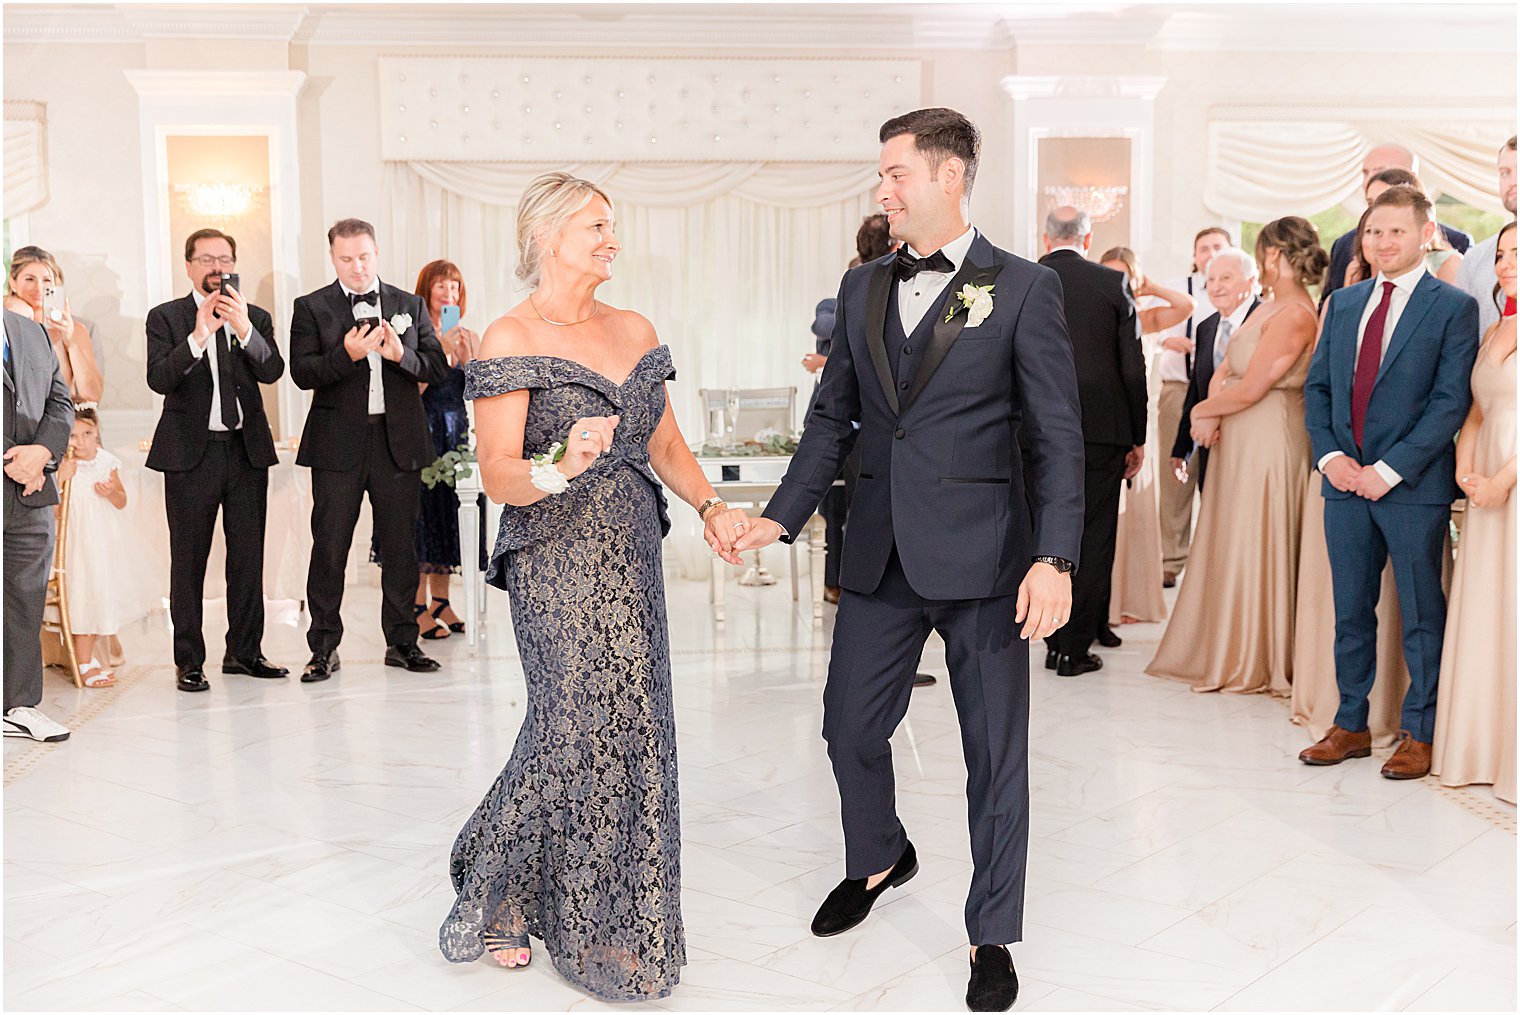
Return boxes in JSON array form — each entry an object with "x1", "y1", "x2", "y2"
[{"x1": 879, "y1": 108, "x2": 980, "y2": 196}]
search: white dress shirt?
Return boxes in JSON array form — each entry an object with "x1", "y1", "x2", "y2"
[
  {"x1": 1456, "y1": 230, "x2": 1501, "y2": 337},
  {"x1": 341, "y1": 281, "x2": 386, "y2": 414},
  {"x1": 1212, "y1": 296, "x2": 1254, "y2": 372},
  {"x1": 1317, "y1": 262, "x2": 1428, "y2": 486},
  {"x1": 898, "y1": 225, "x2": 977, "y2": 331},
  {"x1": 186, "y1": 288, "x2": 243, "y2": 431},
  {"x1": 1157, "y1": 272, "x2": 1211, "y2": 384}
]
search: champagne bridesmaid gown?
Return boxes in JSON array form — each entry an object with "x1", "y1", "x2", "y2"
[
  {"x1": 1432, "y1": 333, "x2": 1516, "y2": 803},
  {"x1": 1147, "y1": 303, "x2": 1313, "y2": 693}
]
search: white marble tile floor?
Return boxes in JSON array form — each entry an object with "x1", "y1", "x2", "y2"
[{"x1": 4, "y1": 575, "x2": 1514, "y2": 1010}]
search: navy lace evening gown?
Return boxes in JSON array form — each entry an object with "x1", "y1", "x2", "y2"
[{"x1": 439, "y1": 344, "x2": 685, "y2": 1001}]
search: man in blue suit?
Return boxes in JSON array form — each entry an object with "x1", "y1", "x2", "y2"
[
  {"x1": 1302, "y1": 185, "x2": 1479, "y2": 779},
  {"x1": 734, "y1": 108, "x2": 1084, "y2": 1010}
]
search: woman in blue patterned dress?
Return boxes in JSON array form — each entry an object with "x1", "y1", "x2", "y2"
[{"x1": 439, "y1": 172, "x2": 750, "y2": 1002}]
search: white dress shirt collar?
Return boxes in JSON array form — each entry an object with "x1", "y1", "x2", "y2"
[
  {"x1": 1045, "y1": 244, "x2": 1087, "y2": 258},
  {"x1": 905, "y1": 225, "x2": 976, "y2": 271},
  {"x1": 1223, "y1": 297, "x2": 1254, "y2": 330},
  {"x1": 1372, "y1": 262, "x2": 1427, "y2": 296},
  {"x1": 340, "y1": 279, "x2": 381, "y2": 300}
]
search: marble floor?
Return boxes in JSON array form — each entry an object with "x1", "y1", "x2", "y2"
[{"x1": 4, "y1": 570, "x2": 1515, "y2": 1012}]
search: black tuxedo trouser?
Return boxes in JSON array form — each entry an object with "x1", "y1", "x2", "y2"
[
  {"x1": 162, "y1": 433, "x2": 269, "y2": 667},
  {"x1": 306, "y1": 418, "x2": 421, "y2": 655},
  {"x1": 3, "y1": 495, "x2": 53, "y2": 712},
  {"x1": 827, "y1": 548, "x2": 1030, "y2": 945},
  {"x1": 1049, "y1": 442, "x2": 1128, "y2": 658}
]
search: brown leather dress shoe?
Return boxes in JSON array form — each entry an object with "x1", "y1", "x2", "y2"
[
  {"x1": 1381, "y1": 733, "x2": 1432, "y2": 780},
  {"x1": 1298, "y1": 725, "x2": 1372, "y2": 765}
]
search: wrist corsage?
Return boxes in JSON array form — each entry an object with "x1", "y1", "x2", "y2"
[{"x1": 529, "y1": 442, "x2": 570, "y2": 495}]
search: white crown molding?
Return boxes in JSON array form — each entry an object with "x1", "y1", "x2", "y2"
[
  {"x1": 1150, "y1": 5, "x2": 1516, "y2": 54},
  {"x1": 123, "y1": 69, "x2": 308, "y2": 99},
  {"x1": 1001, "y1": 76, "x2": 1168, "y2": 102},
  {"x1": 1211, "y1": 101, "x2": 1515, "y2": 123},
  {"x1": 4, "y1": 4, "x2": 307, "y2": 43}
]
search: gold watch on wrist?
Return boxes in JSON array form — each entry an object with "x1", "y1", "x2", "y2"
[{"x1": 697, "y1": 497, "x2": 726, "y2": 522}]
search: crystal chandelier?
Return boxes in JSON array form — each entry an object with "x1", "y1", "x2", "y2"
[
  {"x1": 173, "y1": 183, "x2": 264, "y2": 220},
  {"x1": 1043, "y1": 184, "x2": 1129, "y2": 224}
]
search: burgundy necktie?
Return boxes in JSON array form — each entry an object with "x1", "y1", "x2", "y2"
[{"x1": 1351, "y1": 280, "x2": 1396, "y2": 450}]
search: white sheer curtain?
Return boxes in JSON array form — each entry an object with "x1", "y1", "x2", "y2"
[
  {"x1": 1205, "y1": 118, "x2": 1513, "y2": 222},
  {"x1": 383, "y1": 161, "x2": 878, "y2": 439}
]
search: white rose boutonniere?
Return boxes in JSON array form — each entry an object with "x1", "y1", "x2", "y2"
[
  {"x1": 389, "y1": 312, "x2": 412, "y2": 334},
  {"x1": 946, "y1": 283, "x2": 995, "y2": 327}
]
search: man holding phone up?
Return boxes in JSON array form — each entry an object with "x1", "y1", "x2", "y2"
[
  {"x1": 146, "y1": 228, "x2": 288, "y2": 693},
  {"x1": 289, "y1": 218, "x2": 448, "y2": 682}
]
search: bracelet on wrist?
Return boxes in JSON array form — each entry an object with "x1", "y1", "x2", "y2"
[{"x1": 697, "y1": 497, "x2": 726, "y2": 521}]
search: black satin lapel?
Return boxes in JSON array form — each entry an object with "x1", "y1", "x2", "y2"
[
  {"x1": 863, "y1": 262, "x2": 898, "y2": 415},
  {"x1": 902, "y1": 261, "x2": 1003, "y2": 411}
]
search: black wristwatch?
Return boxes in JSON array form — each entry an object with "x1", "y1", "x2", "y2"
[{"x1": 1032, "y1": 555, "x2": 1075, "y2": 574}]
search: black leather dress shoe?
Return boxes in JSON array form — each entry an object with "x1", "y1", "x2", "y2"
[
  {"x1": 1055, "y1": 652, "x2": 1103, "y2": 677},
  {"x1": 1096, "y1": 626, "x2": 1123, "y2": 648},
  {"x1": 301, "y1": 652, "x2": 340, "y2": 683},
  {"x1": 222, "y1": 655, "x2": 289, "y2": 679},
  {"x1": 385, "y1": 644, "x2": 441, "y2": 672},
  {"x1": 176, "y1": 665, "x2": 210, "y2": 693},
  {"x1": 1044, "y1": 648, "x2": 1058, "y2": 671},
  {"x1": 967, "y1": 944, "x2": 1019, "y2": 1011},
  {"x1": 811, "y1": 841, "x2": 918, "y2": 937},
  {"x1": 912, "y1": 672, "x2": 937, "y2": 687}
]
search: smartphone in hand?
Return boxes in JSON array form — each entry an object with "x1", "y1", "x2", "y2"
[
  {"x1": 440, "y1": 303, "x2": 461, "y2": 333},
  {"x1": 219, "y1": 272, "x2": 241, "y2": 298},
  {"x1": 42, "y1": 284, "x2": 66, "y2": 324}
]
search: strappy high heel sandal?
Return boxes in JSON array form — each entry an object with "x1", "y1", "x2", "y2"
[
  {"x1": 431, "y1": 596, "x2": 465, "y2": 635},
  {"x1": 483, "y1": 931, "x2": 531, "y2": 968},
  {"x1": 415, "y1": 601, "x2": 450, "y2": 641}
]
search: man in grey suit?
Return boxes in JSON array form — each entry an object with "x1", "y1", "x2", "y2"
[
  {"x1": 735, "y1": 108, "x2": 1084, "y2": 1011},
  {"x1": 3, "y1": 308, "x2": 75, "y2": 742}
]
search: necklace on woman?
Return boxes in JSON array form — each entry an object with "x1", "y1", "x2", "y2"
[{"x1": 531, "y1": 296, "x2": 600, "y2": 327}]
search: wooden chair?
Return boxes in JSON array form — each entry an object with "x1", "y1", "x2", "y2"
[{"x1": 40, "y1": 475, "x2": 84, "y2": 687}]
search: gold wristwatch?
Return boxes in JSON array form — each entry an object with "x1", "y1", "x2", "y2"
[{"x1": 697, "y1": 497, "x2": 726, "y2": 521}]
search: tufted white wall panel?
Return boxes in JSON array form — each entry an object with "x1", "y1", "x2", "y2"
[{"x1": 378, "y1": 56, "x2": 921, "y2": 162}]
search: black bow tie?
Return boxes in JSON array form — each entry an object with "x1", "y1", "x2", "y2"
[
  {"x1": 894, "y1": 247, "x2": 955, "y2": 282},
  {"x1": 348, "y1": 290, "x2": 378, "y2": 307}
]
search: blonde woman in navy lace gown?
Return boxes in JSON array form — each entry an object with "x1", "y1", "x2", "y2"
[{"x1": 439, "y1": 173, "x2": 750, "y2": 1001}]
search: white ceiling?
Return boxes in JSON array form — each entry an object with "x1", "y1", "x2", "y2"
[{"x1": 2, "y1": 2, "x2": 1514, "y2": 53}]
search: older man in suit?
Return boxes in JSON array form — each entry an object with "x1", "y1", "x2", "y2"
[
  {"x1": 1170, "y1": 247, "x2": 1261, "y2": 491},
  {"x1": 147, "y1": 228, "x2": 288, "y2": 693},
  {"x1": 1037, "y1": 206, "x2": 1147, "y2": 677},
  {"x1": 3, "y1": 308, "x2": 75, "y2": 742}
]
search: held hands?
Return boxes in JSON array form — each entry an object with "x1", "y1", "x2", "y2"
[
  {"x1": 1123, "y1": 445, "x2": 1145, "y2": 480},
  {"x1": 1191, "y1": 415, "x2": 1220, "y2": 448},
  {"x1": 1351, "y1": 466, "x2": 1392, "y2": 502},
  {"x1": 4, "y1": 444, "x2": 53, "y2": 494},
  {"x1": 1323, "y1": 455, "x2": 1363, "y2": 493},
  {"x1": 558, "y1": 416, "x2": 620, "y2": 479},
  {"x1": 703, "y1": 507, "x2": 752, "y2": 566},
  {"x1": 1016, "y1": 561, "x2": 1072, "y2": 641},
  {"x1": 1465, "y1": 472, "x2": 1513, "y2": 509},
  {"x1": 343, "y1": 322, "x2": 383, "y2": 362},
  {"x1": 732, "y1": 516, "x2": 785, "y2": 556}
]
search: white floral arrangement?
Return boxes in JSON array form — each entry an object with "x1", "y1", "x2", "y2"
[
  {"x1": 389, "y1": 312, "x2": 412, "y2": 334},
  {"x1": 946, "y1": 283, "x2": 995, "y2": 327},
  {"x1": 529, "y1": 441, "x2": 570, "y2": 495}
]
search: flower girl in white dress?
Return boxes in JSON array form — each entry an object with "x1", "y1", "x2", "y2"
[{"x1": 56, "y1": 409, "x2": 141, "y2": 687}]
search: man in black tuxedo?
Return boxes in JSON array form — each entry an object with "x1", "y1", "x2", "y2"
[
  {"x1": 290, "y1": 218, "x2": 448, "y2": 681},
  {"x1": 735, "y1": 108, "x2": 1084, "y2": 1012},
  {"x1": 1322, "y1": 143, "x2": 1471, "y2": 304},
  {"x1": 3, "y1": 309, "x2": 74, "y2": 742},
  {"x1": 1169, "y1": 246, "x2": 1261, "y2": 492},
  {"x1": 1036, "y1": 207, "x2": 1145, "y2": 678},
  {"x1": 146, "y1": 228, "x2": 288, "y2": 692}
]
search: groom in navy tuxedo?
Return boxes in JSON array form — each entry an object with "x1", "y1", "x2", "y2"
[
  {"x1": 1302, "y1": 185, "x2": 1478, "y2": 779},
  {"x1": 735, "y1": 108, "x2": 1084, "y2": 1011}
]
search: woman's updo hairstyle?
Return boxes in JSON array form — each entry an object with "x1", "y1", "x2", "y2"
[
  {"x1": 1255, "y1": 215, "x2": 1330, "y2": 291},
  {"x1": 515, "y1": 171, "x2": 613, "y2": 287}
]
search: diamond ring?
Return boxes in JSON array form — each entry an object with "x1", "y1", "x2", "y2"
[{"x1": 580, "y1": 430, "x2": 592, "y2": 440}]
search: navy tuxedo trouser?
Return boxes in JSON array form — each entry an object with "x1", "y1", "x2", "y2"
[{"x1": 826, "y1": 549, "x2": 1030, "y2": 945}]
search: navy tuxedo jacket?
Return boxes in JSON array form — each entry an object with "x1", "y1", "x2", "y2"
[
  {"x1": 1305, "y1": 272, "x2": 1479, "y2": 505},
  {"x1": 764, "y1": 233, "x2": 1085, "y2": 600}
]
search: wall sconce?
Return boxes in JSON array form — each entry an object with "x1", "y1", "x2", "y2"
[
  {"x1": 1043, "y1": 184, "x2": 1129, "y2": 224},
  {"x1": 172, "y1": 182, "x2": 264, "y2": 220}
]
